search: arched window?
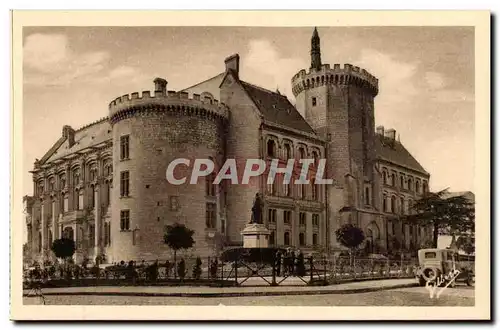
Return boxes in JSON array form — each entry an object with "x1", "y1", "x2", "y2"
[
  {"x1": 391, "y1": 173, "x2": 396, "y2": 186},
  {"x1": 400, "y1": 176, "x2": 404, "y2": 188},
  {"x1": 283, "y1": 180, "x2": 290, "y2": 197},
  {"x1": 312, "y1": 233, "x2": 318, "y2": 246},
  {"x1": 407, "y1": 178, "x2": 413, "y2": 191},
  {"x1": 382, "y1": 171, "x2": 387, "y2": 184},
  {"x1": 383, "y1": 195, "x2": 388, "y2": 212},
  {"x1": 416, "y1": 180, "x2": 420, "y2": 193},
  {"x1": 38, "y1": 232, "x2": 42, "y2": 252},
  {"x1": 49, "y1": 177, "x2": 55, "y2": 191},
  {"x1": 91, "y1": 185, "x2": 96, "y2": 209},
  {"x1": 423, "y1": 181, "x2": 428, "y2": 193},
  {"x1": 312, "y1": 151, "x2": 319, "y2": 166},
  {"x1": 299, "y1": 233, "x2": 305, "y2": 246},
  {"x1": 284, "y1": 232, "x2": 290, "y2": 246},
  {"x1": 63, "y1": 227, "x2": 74, "y2": 241},
  {"x1": 299, "y1": 147, "x2": 306, "y2": 159},
  {"x1": 267, "y1": 139, "x2": 276, "y2": 158},
  {"x1": 391, "y1": 196, "x2": 396, "y2": 213},
  {"x1": 89, "y1": 166, "x2": 98, "y2": 182},
  {"x1": 48, "y1": 229, "x2": 53, "y2": 248},
  {"x1": 73, "y1": 170, "x2": 80, "y2": 186},
  {"x1": 311, "y1": 179, "x2": 318, "y2": 201},
  {"x1": 400, "y1": 197, "x2": 405, "y2": 214},
  {"x1": 284, "y1": 144, "x2": 292, "y2": 160}
]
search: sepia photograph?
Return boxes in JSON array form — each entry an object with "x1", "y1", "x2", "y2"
[{"x1": 10, "y1": 10, "x2": 490, "y2": 320}]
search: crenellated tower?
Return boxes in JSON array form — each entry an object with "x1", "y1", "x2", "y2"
[{"x1": 292, "y1": 28, "x2": 382, "y2": 250}]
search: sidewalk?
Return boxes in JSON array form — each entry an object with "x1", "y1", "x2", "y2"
[{"x1": 24, "y1": 278, "x2": 418, "y2": 298}]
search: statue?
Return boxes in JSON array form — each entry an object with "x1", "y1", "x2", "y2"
[{"x1": 250, "y1": 193, "x2": 263, "y2": 224}]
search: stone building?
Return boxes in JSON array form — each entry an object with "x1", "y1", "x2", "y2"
[{"x1": 25, "y1": 28, "x2": 431, "y2": 264}]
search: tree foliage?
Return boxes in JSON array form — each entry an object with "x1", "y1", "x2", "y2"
[
  {"x1": 163, "y1": 223, "x2": 195, "y2": 279},
  {"x1": 164, "y1": 223, "x2": 195, "y2": 252},
  {"x1": 51, "y1": 238, "x2": 76, "y2": 260},
  {"x1": 456, "y1": 235, "x2": 475, "y2": 255},
  {"x1": 403, "y1": 189, "x2": 475, "y2": 248},
  {"x1": 335, "y1": 224, "x2": 365, "y2": 250}
]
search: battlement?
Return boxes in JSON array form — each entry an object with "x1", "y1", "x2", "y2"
[
  {"x1": 108, "y1": 83, "x2": 229, "y2": 125},
  {"x1": 291, "y1": 63, "x2": 379, "y2": 97}
]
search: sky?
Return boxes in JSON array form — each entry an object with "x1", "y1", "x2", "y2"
[{"x1": 22, "y1": 26, "x2": 475, "y2": 198}]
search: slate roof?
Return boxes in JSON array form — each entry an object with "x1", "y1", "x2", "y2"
[
  {"x1": 375, "y1": 135, "x2": 429, "y2": 175},
  {"x1": 240, "y1": 81, "x2": 316, "y2": 134},
  {"x1": 42, "y1": 118, "x2": 112, "y2": 164}
]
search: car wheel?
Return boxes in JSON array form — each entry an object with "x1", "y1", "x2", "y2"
[{"x1": 421, "y1": 267, "x2": 439, "y2": 282}]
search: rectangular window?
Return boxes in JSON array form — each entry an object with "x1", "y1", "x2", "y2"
[
  {"x1": 120, "y1": 171, "x2": 130, "y2": 197},
  {"x1": 205, "y1": 203, "x2": 216, "y2": 228},
  {"x1": 299, "y1": 212, "x2": 306, "y2": 226},
  {"x1": 268, "y1": 208, "x2": 277, "y2": 223},
  {"x1": 365, "y1": 187, "x2": 370, "y2": 205},
  {"x1": 120, "y1": 210, "x2": 130, "y2": 231},
  {"x1": 206, "y1": 173, "x2": 216, "y2": 197},
  {"x1": 120, "y1": 135, "x2": 130, "y2": 160},
  {"x1": 62, "y1": 195, "x2": 68, "y2": 212},
  {"x1": 312, "y1": 97, "x2": 317, "y2": 106},
  {"x1": 312, "y1": 214, "x2": 319, "y2": 227},
  {"x1": 283, "y1": 210, "x2": 292, "y2": 225}
]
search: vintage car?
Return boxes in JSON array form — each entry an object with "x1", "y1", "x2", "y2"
[{"x1": 415, "y1": 248, "x2": 474, "y2": 287}]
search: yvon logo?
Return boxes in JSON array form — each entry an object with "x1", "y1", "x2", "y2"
[{"x1": 425, "y1": 269, "x2": 461, "y2": 299}]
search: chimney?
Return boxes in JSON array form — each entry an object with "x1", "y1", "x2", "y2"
[
  {"x1": 224, "y1": 54, "x2": 240, "y2": 78},
  {"x1": 62, "y1": 125, "x2": 75, "y2": 147},
  {"x1": 376, "y1": 125, "x2": 384, "y2": 136},
  {"x1": 384, "y1": 128, "x2": 396, "y2": 140},
  {"x1": 154, "y1": 77, "x2": 167, "y2": 94}
]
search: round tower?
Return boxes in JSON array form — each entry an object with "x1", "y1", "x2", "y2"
[
  {"x1": 291, "y1": 28, "x2": 380, "y2": 249},
  {"x1": 108, "y1": 78, "x2": 228, "y2": 262}
]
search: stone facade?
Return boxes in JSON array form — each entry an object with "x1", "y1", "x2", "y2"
[{"x1": 25, "y1": 28, "x2": 432, "y2": 264}]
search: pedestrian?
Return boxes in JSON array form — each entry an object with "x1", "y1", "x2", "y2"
[
  {"x1": 275, "y1": 250, "x2": 282, "y2": 277},
  {"x1": 290, "y1": 250, "x2": 296, "y2": 276}
]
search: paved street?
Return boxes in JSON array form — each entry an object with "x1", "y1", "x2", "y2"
[{"x1": 24, "y1": 284, "x2": 474, "y2": 306}]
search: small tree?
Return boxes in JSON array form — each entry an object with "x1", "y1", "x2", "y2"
[
  {"x1": 163, "y1": 223, "x2": 195, "y2": 279},
  {"x1": 335, "y1": 224, "x2": 365, "y2": 265},
  {"x1": 51, "y1": 238, "x2": 76, "y2": 280},
  {"x1": 51, "y1": 238, "x2": 76, "y2": 262}
]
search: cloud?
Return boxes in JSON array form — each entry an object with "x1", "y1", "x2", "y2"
[
  {"x1": 23, "y1": 33, "x2": 146, "y2": 88},
  {"x1": 356, "y1": 49, "x2": 419, "y2": 104},
  {"x1": 241, "y1": 39, "x2": 308, "y2": 100},
  {"x1": 430, "y1": 89, "x2": 475, "y2": 103},
  {"x1": 24, "y1": 33, "x2": 111, "y2": 87},
  {"x1": 425, "y1": 71, "x2": 446, "y2": 90},
  {"x1": 24, "y1": 34, "x2": 69, "y2": 71}
]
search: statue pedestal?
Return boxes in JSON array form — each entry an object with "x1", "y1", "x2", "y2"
[{"x1": 241, "y1": 223, "x2": 270, "y2": 248}]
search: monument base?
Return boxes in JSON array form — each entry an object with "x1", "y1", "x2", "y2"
[{"x1": 241, "y1": 223, "x2": 270, "y2": 248}]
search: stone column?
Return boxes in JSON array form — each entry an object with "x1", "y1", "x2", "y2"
[
  {"x1": 65, "y1": 165, "x2": 72, "y2": 211},
  {"x1": 306, "y1": 212, "x2": 313, "y2": 246},
  {"x1": 94, "y1": 185, "x2": 101, "y2": 257},
  {"x1": 40, "y1": 199, "x2": 46, "y2": 261},
  {"x1": 30, "y1": 205, "x2": 37, "y2": 260},
  {"x1": 293, "y1": 204, "x2": 299, "y2": 246}
]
